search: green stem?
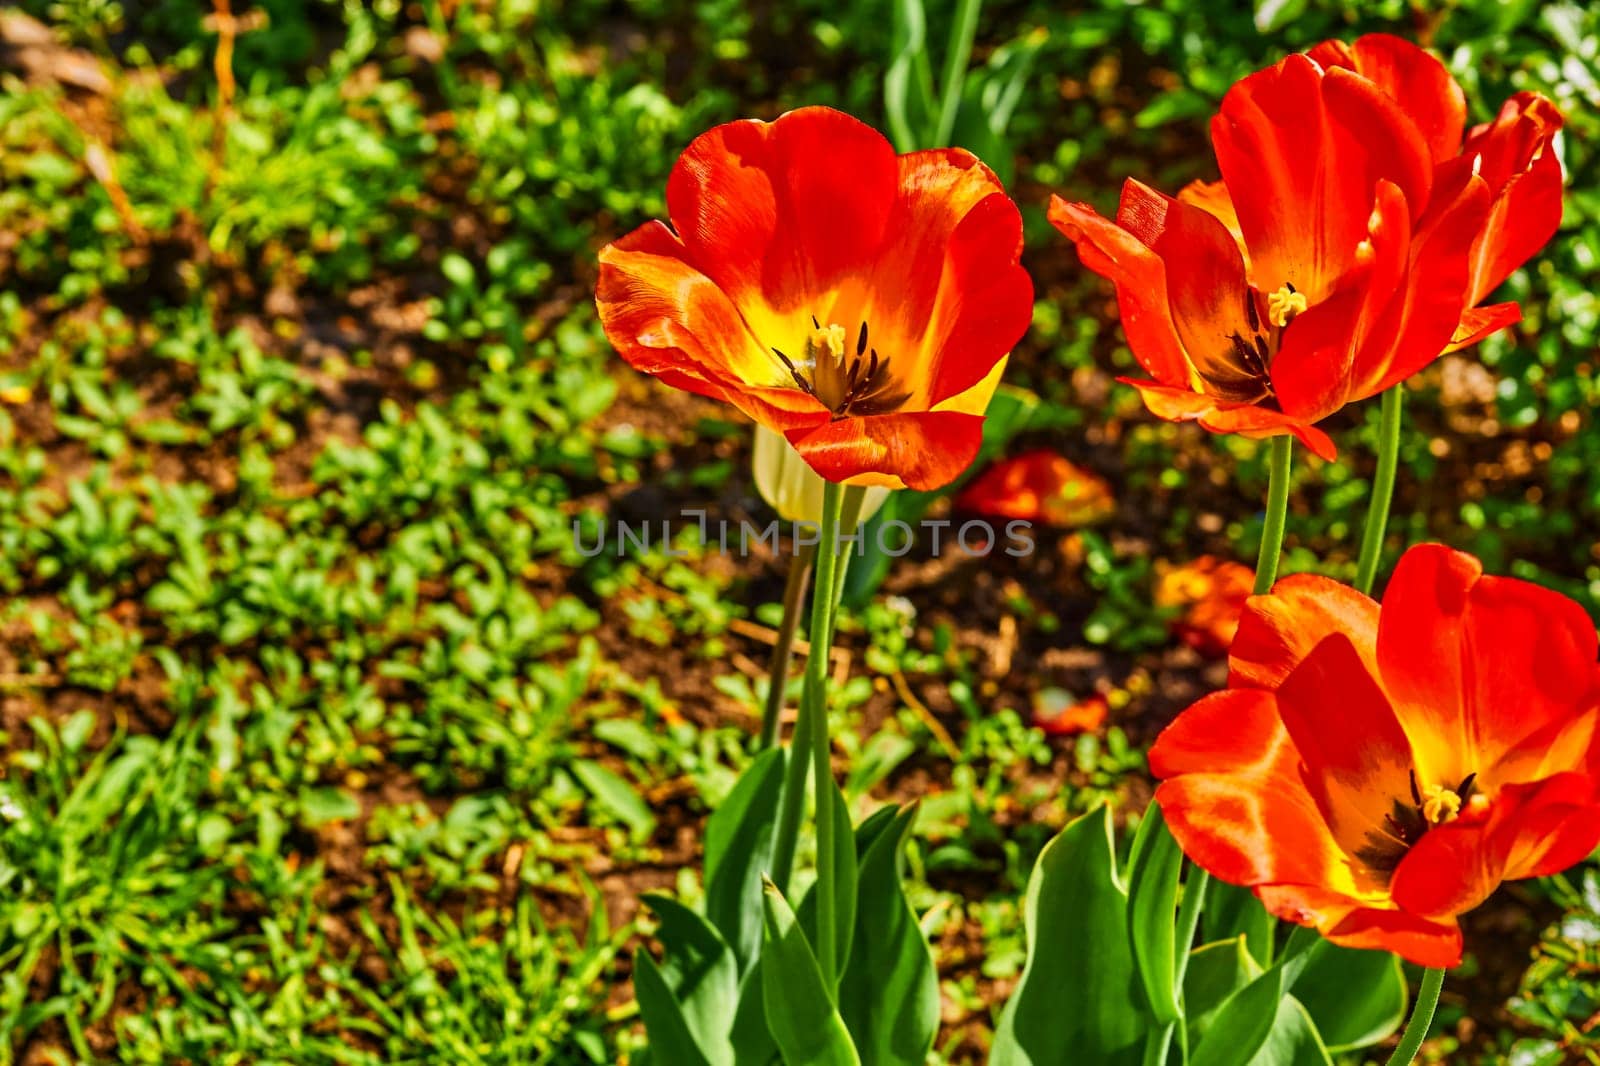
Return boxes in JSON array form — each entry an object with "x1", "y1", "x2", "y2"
[
  {"x1": 804, "y1": 482, "x2": 847, "y2": 986},
  {"x1": 1255, "y1": 435, "x2": 1293, "y2": 596},
  {"x1": 1355, "y1": 386, "x2": 1404, "y2": 596},
  {"x1": 1384, "y1": 967, "x2": 1444, "y2": 1066},
  {"x1": 933, "y1": 0, "x2": 983, "y2": 146},
  {"x1": 1171, "y1": 434, "x2": 1295, "y2": 1052},
  {"x1": 758, "y1": 546, "x2": 814, "y2": 751},
  {"x1": 767, "y1": 487, "x2": 847, "y2": 914}
]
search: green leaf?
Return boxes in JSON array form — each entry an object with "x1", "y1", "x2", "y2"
[
  {"x1": 1253, "y1": 0, "x2": 1308, "y2": 33},
  {"x1": 705, "y1": 747, "x2": 787, "y2": 971},
  {"x1": 838, "y1": 805, "x2": 937, "y2": 1065},
  {"x1": 299, "y1": 785, "x2": 360, "y2": 827},
  {"x1": 1126, "y1": 805, "x2": 1183, "y2": 1024},
  {"x1": 571, "y1": 758, "x2": 656, "y2": 841},
  {"x1": 729, "y1": 961, "x2": 778, "y2": 1066},
  {"x1": 633, "y1": 949, "x2": 714, "y2": 1066},
  {"x1": 797, "y1": 779, "x2": 858, "y2": 983},
  {"x1": 1291, "y1": 943, "x2": 1407, "y2": 1052},
  {"x1": 641, "y1": 895, "x2": 738, "y2": 1064},
  {"x1": 1246, "y1": 997, "x2": 1333, "y2": 1066},
  {"x1": 1191, "y1": 966, "x2": 1285, "y2": 1066},
  {"x1": 440, "y1": 252, "x2": 476, "y2": 288},
  {"x1": 760, "y1": 882, "x2": 861, "y2": 1066},
  {"x1": 1183, "y1": 937, "x2": 1262, "y2": 1048},
  {"x1": 992, "y1": 805, "x2": 1146, "y2": 1065},
  {"x1": 1202, "y1": 878, "x2": 1275, "y2": 966},
  {"x1": 884, "y1": 0, "x2": 937, "y2": 152}
]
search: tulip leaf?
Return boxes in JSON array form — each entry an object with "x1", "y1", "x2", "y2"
[
  {"x1": 1183, "y1": 936, "x2": 1262, "y2": 1048},
  {"x1": 633, "y1": 949, "x2": 715, "y2": 1066},
  {"x1": 838, "y1": 804, "x2": 938, "y2": 1066},
  {"x1": 760, "y1": 882, "x2": 861, "y2": 1066},
  {"x1": 1246, "y1": 996, "x2": 1334, "y2": 1066},
  {"x1": 795, "y1": 777, "x2": 860, "y2": 985},
  {"x1": 1202, "y1": 877, "x2": 1275, "y2": 966},
  {"x1": 1291, "y1": 943, "x2": 1407, "y2": 1051},
  {"x1": 639, "y1": 894, "x2": 738, "y2": 1064},
  {"x1": 729, "y1": 961, "x2": 778, "y2": 1066},
  {"x1": 1191, "y1": 963, "x2": 1285, "y2": 1066},
  {"x1": 991, "y1": 805, "x2": 1147, "y2": 1066},
  {"x1": 1126, "y1": 804, "x2": 1184, "y2": 1024},
  {"x1": 705, "y1": 747, "x2": 787, "y2": 972}
]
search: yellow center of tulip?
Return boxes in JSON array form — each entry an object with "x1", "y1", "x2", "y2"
[
  {"x1": 771, "y1": 315, "x2": 910, "y2": 418},
  {"x1": 1267, "y1": 283, "x2": 1308, "y2": 328},
  {"x1": 1420, "y1": 784, "x2": 1462, "y2": 825}
]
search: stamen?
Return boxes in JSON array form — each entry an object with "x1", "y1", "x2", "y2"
[
  {"x1": 1267, "y1": 283, "x2": 1308, "y2": 328},
  {"x1": 1420, "y1": 784, "x2": 1462, "y2": 825}
]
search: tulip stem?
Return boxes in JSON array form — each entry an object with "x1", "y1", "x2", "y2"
[
  {"x1": 804, "y1": 481, "x2": 847, "y2": 988},
  {"x1": 1255, "y1": 435, "x2": 1293, "y2": 595},
  {"x1": 758, "y1": 546, "x2": 815, "y2": 751},
  {"x1": 1355, "y1": 385, "x2": 1404, "y2": 596},
  {"x1": 1385, "y1": 967, "x2": 1445, "y2": 1066},
  {"x1": 766, "y1": 482, "x2": 848, "y2": 991}
]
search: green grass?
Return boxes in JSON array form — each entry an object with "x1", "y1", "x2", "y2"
[{"x1": 0, "y1": 0, "x2": 1597, "y2": 1062}]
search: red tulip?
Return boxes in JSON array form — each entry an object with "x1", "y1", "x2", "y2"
[
  {"x1": 1155, "y1": 556, "x2": 1255, "y2": 658},
  {"x1": 1051, "y1": 34, "x2": 1563, "y2": 459},
  {"x1": 954, "y1": 448, "x2": 1116, "y2": 527},
  {"x1": 1151, "y1": 545, "x2": 1600, "y2": 967},
  {"x1": 597, "y1": 106, "x2": 1033, "y2": 491}
]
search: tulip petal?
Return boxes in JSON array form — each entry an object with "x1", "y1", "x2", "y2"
[
  {"x1": 1443, "y1": 302, "x2": 1521, "y2": 354},
  {"x1": 1050, "y1": 194, "x2": 1191, "y2": 388},
  {"x1": 597, "y1": 221, "x2": 833, "y2": 432},
  {"x1": 1391, "y1": 774, "x2": 1600, "y2": 919},
  {"x1": 1276, "y1": 633, "x2": 1417, "y2": 857},
  {"x1": 1151, "y1": 690, "x2": 1353, "y2": 891},
  {"x1": 1366, "y1": 172, "x2": 1492, "y2": 396},
  {"x1": 1119, "y1": 379, "x2": 1338, "y2": 461},
  {"x1": 1459, "y1": 93, "x2": 1565, "y2": 304},
  {"x1": 1255, "y1": 884, "x2": 1464, "y2": 968},
  {"x1": 1376, "y1": 543, "x2": 1600, "y2": 789},
  {"x1": 1307, "y1": 35, "x2": 1466, "y2": 163},
  {"x1": 788, "y1": 410, "x2": 984, "y2": 492},
  {"x1": 1228, "y1": 573, "x2": 1379, "y2": 690},
  {"x1": 1115, "y1": 180, "x2": 1262, "y2": 403},
  {"x1": 1213, "y1": 55, "x2": 1431, "y2": 301},
  {"x1": 874, "y1": 150, "x2": 1032, "y2": 408},
  {"x1": 665, "y1": 107, "x2": 899, "y2": 316}
]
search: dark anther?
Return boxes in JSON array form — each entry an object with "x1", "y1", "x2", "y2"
[
  {"x1": 1408, "y1": 769, "x2": 1422, "y2": 806},
  {"x1": 1285, "y1": 281, "x2": 1297, "y2": 295},
  {"x1": 811, "y1": 314, "x2": 820, "y2": 329},
  {"x1": 1457, "y1": 773, "x2": 1478, "y2": 801},
  {"x1": 857, "y1": 322, "x2": 868, "y2": 356},
  {"x1": 1245, "y1": 290, "x2": 1261, "y2": 333},
  {"x1": 1254, "y1": 335, "x2": 1270, "y2": 368}
]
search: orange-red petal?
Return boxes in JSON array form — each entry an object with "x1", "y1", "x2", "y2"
[
  {"x1": 1212, "y1": 54, "x2": 1431, "y2": 301},
  {"x1": 1227, "y1": 572, "x2": 1379, "y2": 690},
  {"x1": 788, "y1": 410, "x2": 985, "y2": 491},
  {"x1": 1457, "y1": 92, "x2": 1565, "y2": 304},
  {"x1": 1443, "y1": 302, "x2": 1522, "y2": 354},
  {"x1": 874, "y1": 150, "x2": 1033, "y2": 408},
  {"x1": 1255, "y1": 884, "x2": 1464, "y2": 967},
  {"x1": 664, "y1": 107, "x2": 898, "y2": 314},
  {"x1": 597, "y1": 221, "x2": 832, "y2": 433},
  {"x1": 1275, "y1": 633, "x2": 1417, "y2": 853},
  {"x1": 1306, "y1": 35, "x2": 1466, "y2": 163},
  {"x1": 1119, "y1": 378, "x2": 1338, "y2": 461},
  {"x1": 1151, "y1": 690, "x2": 1346, "y2": 889},
  {"x1": 1375, "y1": 544, "x2": 1600, "y2": 789},
  {"x1": 1050, "y1": 194, "x2": 1190, "y2": 388}
]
